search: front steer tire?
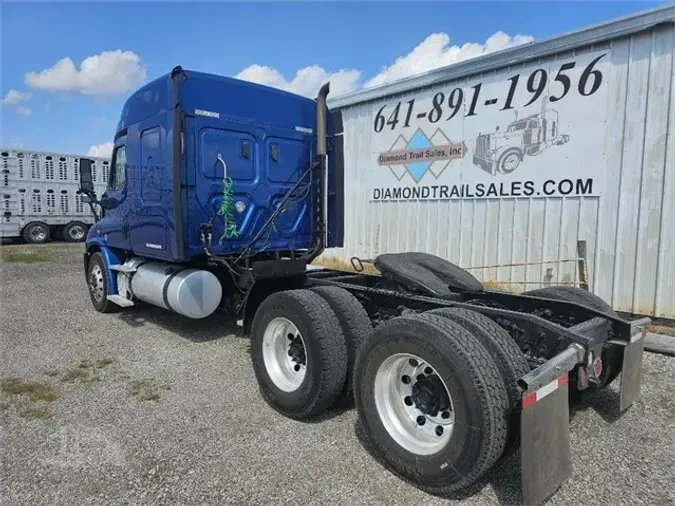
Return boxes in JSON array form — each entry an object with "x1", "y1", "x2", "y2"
[
  {"x1": 250, "y1": 289, "x2": 348, "y2": 420},
  {"x1": 86, "y1": 252, "x2": 120, "y2": 313},
  {"x1": 354, "y1": 313, "x2": 509, "y2": 494}
]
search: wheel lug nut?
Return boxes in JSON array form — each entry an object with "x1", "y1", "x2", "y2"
[
  {"x1": 416, "y1": 374, "x2": 425, "y2": 382},
  {"x1": 424, "y1": 367, "x2": 433, "y2": 375},
  {"x1": 404, "y1": 396, "x2": 413, "y2": 406},
  {"x1": 435, "y1": 426, "x2": 444, "y2": 436},
  {"x1": 287, "y1": 333, "x2": 294, "y2": 340},
  {"x1": 409, "y1": 358, "x2": 418, "y2": 367},
  {"x1": 441, "y1": 411, "x2": 450, "y2": 419},
  {"x1": 293, "y1": 364, "x2": 300, "y2": 372},
  {"x1": 401, "y1": 375, "x2": 411, "y2": 384},
  {"x1": 416, "y1": 416, "x2": 426, "y2": 426}
]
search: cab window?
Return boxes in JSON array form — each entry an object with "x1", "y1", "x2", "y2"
[{"x1": 109, "y1": 145, "x2": 127, "y2": 191}]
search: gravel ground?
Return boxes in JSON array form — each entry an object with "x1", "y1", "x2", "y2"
[{"x1": 1, "y1": 243, "x2": 675, "y2": 505}]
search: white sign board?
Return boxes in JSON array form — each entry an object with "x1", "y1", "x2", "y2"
[{"x1": 369, "y1": 50, "x2": 610, "y2": 200}]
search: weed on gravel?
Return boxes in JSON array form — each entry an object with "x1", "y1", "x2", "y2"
[
  {"x1": 18, "y1": 404, "x2": 53, "y2": 420},
  {"x1": 1, "y1": 378, "x2": 58, "y2": 402},
  {"x1": 59, "y1": 357, "x2": 115, "y2": 383},
  {"x1": 0, "y1": 247, "x2": 56, "y2": 263},
  {"x1": 130, "y1": 379, "x2": 170, "y2": 402},
  {"x1": 1, "y1": 378, "x2": 58, "y2": 420},
  {"x1": 648, "y1": 325, "x2": 675, "y2": 337}
]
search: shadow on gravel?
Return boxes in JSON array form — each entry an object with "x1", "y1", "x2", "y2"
[
  {"x1": 353, "y1": 418, "x2": 523, "y2": 505},
  {"x1": 351, "y1": 387, "x2": 629, "y2": 505},
  {"x1": 115, "y1": 304, "x2": 245, "y2": 343},
  {"x1": 568, "y1": 386, "x2": 623, "y2": 424}
]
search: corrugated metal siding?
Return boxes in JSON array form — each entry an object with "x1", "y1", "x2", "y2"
[{"x1": 326, "y1": 23, "x2": 675, "y2": 319}]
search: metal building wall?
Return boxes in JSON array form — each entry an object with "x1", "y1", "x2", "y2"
[{"x1": 326, "y1": 14, "x2": 675, "y2": 319}]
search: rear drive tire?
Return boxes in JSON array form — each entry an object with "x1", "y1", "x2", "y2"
[
  {"x1": 86, "y1": 252, "x2": 120, "y2": 313},
  {"x1": 250, "y1": 289, "x2": 348, "y2": 420},
  {"x1": 428, "y1": 307, "x2": 530, "y2": 454},
  {"x1": 354, "y1": 312, "x2": 509, "y2": 494},
  {"x1": 310, "y1": 286, "x2": 373, "y2": 403},
  {"x1": 63, "y1": 221, "x2": 88, "y2": 242},
  {"x1": 523, "y1": 286, "x2": 621, "y2": 388},
  {"x1": 22, "y1": 222, "x2": 50, "y2": 244}
]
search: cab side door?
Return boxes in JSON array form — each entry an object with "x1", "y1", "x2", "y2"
[{"x1": 99, "y1": 142, "x2": 131, "y2": 250}]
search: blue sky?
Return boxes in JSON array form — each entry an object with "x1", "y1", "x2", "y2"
[{"x1": 1, "y1": 1, "x2": 666, "y2": 157}]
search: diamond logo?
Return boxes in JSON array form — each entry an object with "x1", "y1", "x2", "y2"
[{"x1": 377, "y1": 128, "x2": 468, "y2": 183}]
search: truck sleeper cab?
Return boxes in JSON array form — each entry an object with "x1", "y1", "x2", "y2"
[{"x1": 78, "y1": 66, "x2": 649, "y2": 506}]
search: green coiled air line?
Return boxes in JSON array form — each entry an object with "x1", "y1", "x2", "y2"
[{"x1": 216, "y1": 154, "x2": 240, "y2": 243}]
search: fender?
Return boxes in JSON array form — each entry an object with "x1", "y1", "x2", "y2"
[{"x1": 85, "y1": 238, "x2": 123, "y2": 296}]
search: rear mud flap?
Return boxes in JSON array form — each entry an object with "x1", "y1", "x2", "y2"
[
  {"x1": 619, "y1": 326, "x2": 647, "y2": 412},
  {"x1": 520, "y1": 372, "x2": 571, "y2": 505}
]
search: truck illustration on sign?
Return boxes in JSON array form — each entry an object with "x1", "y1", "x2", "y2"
[{"x1": 472, "y1": 99, "x2": 570, "y2": 176}]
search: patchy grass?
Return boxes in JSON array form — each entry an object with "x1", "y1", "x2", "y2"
[
  {"x1": 59, "y1": 357, "x2": 115, "y2": 383},
  {"x1": 19, "y1": 404, "x2": 53, "y2": 420},
  {"x1": 130, "y1": 379, "x2": 170, "y2": 402},
  {"x1": 312, "y1": 256, "x2": 380, "y2": 276},
  {"x1": 95, "y1": 358, "x2": 115, "y2": 368},
  {"x1": 482, "y1": 280, "x2": 522, "y2": 293},
  {"x1": 648, "y1": 325, "x2": 675, "y2": 338},
  {"x1": 44, "y1": 370, "x2": 60, "y2": 378},
  {"x1": 60, "y1": 368, "x2": 92, "y2": 383},
  {"x1": 0, "y1": 248, "x2": 56, "y2": 263},
  {"x1": 1, "y1": 378, "x2": 58, "y2": 402}
]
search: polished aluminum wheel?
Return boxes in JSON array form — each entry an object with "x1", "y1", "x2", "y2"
[
  {"x1": 67, "y1": 224, "x2": 86, "y2": 241},
  {"x1": 374, "y1": 353, "x2": 454, "y2": 456},
  {"x1": 262, "y1": 317, "x2": 307, "y2": 392},
  {"x1": 28, "y1": 226, "x2": 47, "y2": 242},
  {"x1": 89, "y1": 264, "x2": 105, "y2": 303}
]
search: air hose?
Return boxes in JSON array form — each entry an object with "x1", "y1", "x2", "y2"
[{"x1": 216, "y1": 154, "x2": 240, "y2": 243}]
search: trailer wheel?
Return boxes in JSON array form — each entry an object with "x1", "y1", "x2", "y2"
[
  {"x1": 62, "y1": 221, "x2": 88, "y2": 242},
  {"x1": 251, "y1": 289, "x2": 348, "y2": 420},
  {"x1": 86, "y1": 252, "x2": 120, "y2": 313},
  {"x1": 428, "y1": 307, "x2": 529, "y2": 454},
  {"x1": 523, "y1": 286, "x2": 620, "y2": 388},
  {"x1": 354, "y1": 313, "x2": 509, "y2": 494},
  {"x1": 22, "y1": 222, "x2": 50, "y2": 244},
  {"x1": 310, "y1": 286, "x2": 373, "y2": 403}
]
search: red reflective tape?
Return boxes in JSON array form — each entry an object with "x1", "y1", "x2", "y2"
[
  {"x1": 522, "y1": 372, "x2": 569, "y2": 409},
  {"x1": 522, "y1": 392, "x2": 537, "y2": 409},
  {"x1": 558, "y1": 372, "x2": 569, "y2": 387}
]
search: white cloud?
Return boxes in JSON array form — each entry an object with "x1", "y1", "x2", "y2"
[
  {"x1": 235, "y1": 64, "x2": 361, "y2": 98},
  {"x1": 365, "y1": 31, "x2": 534, "y2": 88},
  {"x1": 87, "y1": 142, "x2": 114, "y2": 158},
  {"x1": 16, "y1": 106, "x2": 32, "y2": 116},
  {"x1": 25, "y1": 50, "x2": 146, "y2": 96},
  {"x1": 234, "y1": 31, "x2": 533, "y2": 98},
  {"x1": 1, "y1": 89, "x2": 32, "y2": 106}
]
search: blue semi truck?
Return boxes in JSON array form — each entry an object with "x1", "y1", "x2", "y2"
[{"x1": 77, "y1": 66, "x2": 649, "y2": 505}]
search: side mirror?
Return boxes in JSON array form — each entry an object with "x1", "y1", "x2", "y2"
[{"x1": 79, "y1": 158, "x2": 95, "y2": 194}]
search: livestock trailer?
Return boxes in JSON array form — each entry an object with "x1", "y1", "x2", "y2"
[{"x1": 0, "y1": 149, "x2": 109, "y2": 243}]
